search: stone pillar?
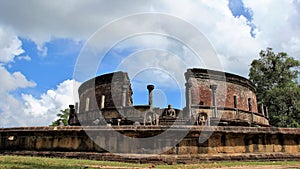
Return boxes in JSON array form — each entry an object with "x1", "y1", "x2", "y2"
[
  {"x1": 234, "y1": 95, "x2": 239, "y2": 119},
  {"x1": 185, "y1": 82, "x2": 192, "y2": 119},
  {"x1": 261, "y1": 103, "x2": 265, "y2": 116},
  {"x1": 265, "y1": 106, "x2": 269, "y2": 119},
  {"x1": 117, "y1": 119, "x2": 121, "y2": 126},
  {"x1": 85, "y1": 97, "x2": 90, "y2": 111},
  {"x1": 147, "y1": 85, "x2": 155, "y2": 110},
  {"x1": 233, "y1": 96, "x2": 237, "y2": 108},
  {"x1": 75, "y1": 102, "x2": 79, "y2": 114},
  {"x1": 122, "y1": 85, "x2": 128, "y2": 107},
  {"x1": 248, "y1": 98, "x2": 252, "y2": 112},
  {"x1": 248, "y1": 98, "x2": 253, "y2": 124},
  {"x1": 100, "y1": 95, "x2": 105, "y2": 109},
  {"x1": 210, "y1": 85, "x2": 218, "y2": 118}
]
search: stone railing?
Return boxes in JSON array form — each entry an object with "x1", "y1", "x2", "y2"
[{"x1": 191, "y1": 105, "x2": 269, "y2": 126}]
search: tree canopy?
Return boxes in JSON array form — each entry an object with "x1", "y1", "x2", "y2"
[
  {"x1": 249, "y1": 48, "x2": 300, "y2": 127},
  {"x1": 50, "y1": 108, "x2": 70, "y2": 126}
]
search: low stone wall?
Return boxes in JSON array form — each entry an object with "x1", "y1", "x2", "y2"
[
  {"x1": 1, "y1": 126, "x2": 299, "y2": 163},
  {"x1": 191, "y1": 106, "x2": 269, "y2": 126}
]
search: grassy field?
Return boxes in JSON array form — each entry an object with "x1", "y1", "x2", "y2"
[{"x1": 0, "y1": 155, "x2": 300, "y2": 169}]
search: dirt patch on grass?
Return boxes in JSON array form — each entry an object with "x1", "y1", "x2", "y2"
[
  {"x1": 79, "y1": 164, "x2": 300, "y2": 169},
  {"x1": 209, "y1": 165, "x2": 300, "y2": 169}
]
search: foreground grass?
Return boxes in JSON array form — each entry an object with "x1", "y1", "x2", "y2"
[
  {"x1": 0, "y1": 155, "x2": 148, "y2": 169},
  {"x1": 0, "y1": 155, "x2": 299, "y2": 169}
]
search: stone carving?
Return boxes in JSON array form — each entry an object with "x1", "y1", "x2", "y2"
[
  {"x1": 68, "y1": 105, "x2": 80, "y2": 126},
  {"x1": 164, "y1": 104, "x2": 176, "y2": 118},
  {"x1": 197, "y1": 113, "x2": 207, "y2": 126},
  {"x1": 144, "y1": 111, "x2": 156, "y2": 125},
  {"x1": 92, "y1": 118, "x2": 100, "y2": 125}
]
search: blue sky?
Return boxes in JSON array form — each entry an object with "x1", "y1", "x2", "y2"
[
  {"x1": 0, "y1": 0, "x2": 299, "y2": 127},
  {"x1": 7, "y1": 38, "x2": 83, "y2": 97},
  {"x1": 228, "y1": 0, "x2": 256, "y2": 37}
]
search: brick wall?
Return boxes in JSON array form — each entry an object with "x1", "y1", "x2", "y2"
[
  {"x1": 78, "y1": 71, "x2": 133, "y2": 113},
  {"x1": 186, "y1": 68, "x2": 258, "y2": 112}
]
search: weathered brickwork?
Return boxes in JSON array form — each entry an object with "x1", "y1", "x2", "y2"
[
  {"x1": 1, "y1": 126, "x2": 300, "y2": 163},
  {"x1": 185, "y1": 68, "x2": 258, "y2": 112},
  {"x1": 77, "y1": 68, "x2": 268, "y2": 126},
  {"x1": 185, "y1": 68, "x2": 268, "y2": 126},
  {"x1": 78, "y1": 71, "x2": 133, "y2": 113}
]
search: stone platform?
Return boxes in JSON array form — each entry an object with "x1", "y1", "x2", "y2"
[
  {"x1": 1, "y1": 126, "x2": 300, "y2": 163},
  {"x1": 1, "y1": 151, "x2": 300, "y2": 164}
]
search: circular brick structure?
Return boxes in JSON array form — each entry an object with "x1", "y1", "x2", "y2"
[
  {"x1": 78, "y1": 71, "x2": 133, "y2": 112},
  {"x1": 76, "y1": 68, "x2": 269, "y2": 127},
  {"x1": 185, "y1": 68, "x2": 269, "y2": 126},
  {"x1": 185, "y1": 68, "x2": 258, "y2": 111}
]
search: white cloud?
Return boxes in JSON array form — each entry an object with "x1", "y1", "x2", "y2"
[
  {"x1": 0, "y1": 78, "x2": 81, "y2": 127},
  {"x1": 0, "y1": 0, "x2": 299, "y2": 76},
  {"x1": 0, "y1": 0, "x2": 153, "y2": 56},
  {"x1": 0, "y1": 65, "x2": 36, "y2": 93},
  {"x1": 22, "y1": 79, "x2": 81, "y2": 123},
  {"x1": 0, "y1": 26, "x2": 37, "y2": 127},
  {"x1": 0, "y1": 27, "x2": 24, "y2": 63},
  {"x1": 17, "y1": 55, "x2": 31, "y2": 61},
  {"x1": 117, "y1": 50, "x2": 188, "y2": 89},
  {"x1": 0, "y1": 65, "x2": 36, "y2": 127},
  {"x1": 244, "y1": 0, "x2": 300, "y2": 58}
]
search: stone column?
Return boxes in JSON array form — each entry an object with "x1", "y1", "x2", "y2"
[
  {"x1": 147, "y1": 85, "x2": 155, "y2": 110},
  {"x1": 265, "y1": 106, "x2": 269, "y2": 119},
  {"x1": 261, "y1": 103, "x2": 265, "y2": 116},
  {"x1": 210, "y1": 85, "x2": 218, "y2": 118},
  {"x1": 233, "y1": 96, "x2": 237, "y2": 108},
  {"x1": 75, "y1": 102, "x2": 79, "y2": 114},
  {"x1": 248, "y1": 98, "x2": 253, "y2": 124},
  {"x1": 185, "y1": 82, "x2": 192, "y2": 119},
  {"x1": 85, "y1": 97, "x2": 90, "y2": 111},
  {"x1": 234, "y1": 95, "x2": 239, "y2": 119},
  {"x1": 248, "y1": 98, "x2": 252, "y2": 112},
  {"x1": 122, "y1": 85, "x2": 128, "y2": 107},
  {"x1": 100, "y1": 95, "x2": 105, "y2": 109}
]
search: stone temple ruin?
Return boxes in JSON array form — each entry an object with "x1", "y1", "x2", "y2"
[
  {"x1": 73, "y1": 68, "x2": 269, "y2": 127},
  {"x1": 1, "y1": 68, "x2": 300, "y2": 164}
]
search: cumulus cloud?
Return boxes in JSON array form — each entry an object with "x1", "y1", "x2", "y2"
[
  {"x1": 1, "y1": 0, "x2": 299, "y2": 76},
  {"x1": 0, "y1": 0, "x2": 153, "y2": 56},
  {"x1": 244, "y1": 0, "x2": 300, "y2": 58},
  {"x1": 0, "y1": 65, "x2": 36, "y2": 127},
  {"x1": 0, "y1": 29, "x2": 79, "y2": 126},
  {"x1": 0, "y1": 27, "x2": 24, "y2": 63},
  {"x1": 0, "y1": 79, "x2": 81, "y2": 127},
  {"x1": 22, "y1": 79, "x2": 81, "y2": 121}
]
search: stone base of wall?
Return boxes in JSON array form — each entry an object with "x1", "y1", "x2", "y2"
[
  {"x1": 1, "y1": 126, "x2": 300, "y2": 164},
  {"x1": 1, "y1": 150, "x2": 300, "y2": 164}
]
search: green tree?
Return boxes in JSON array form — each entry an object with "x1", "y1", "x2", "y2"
[
  {"x1": 249, "y1": 48, "x2": 300, "y2": 127},
  {"x1": 50, "y1": 108, "x2": 70, "y2": 126}
]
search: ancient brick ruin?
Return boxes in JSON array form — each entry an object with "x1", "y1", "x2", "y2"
[
  {"x1": 75, "y1": 68, "x2": 269, "y2": 127},
  {"x1": 0, "y1": 68, "x2": 299, "y2": 164}
]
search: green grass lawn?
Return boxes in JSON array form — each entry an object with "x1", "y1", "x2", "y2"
[
  {"x1": 0, "y1": 155, "x2": 299, "y2": 169},
  {"x1": 0, "y1": 155, "x2": 148, "y2": 169}
]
